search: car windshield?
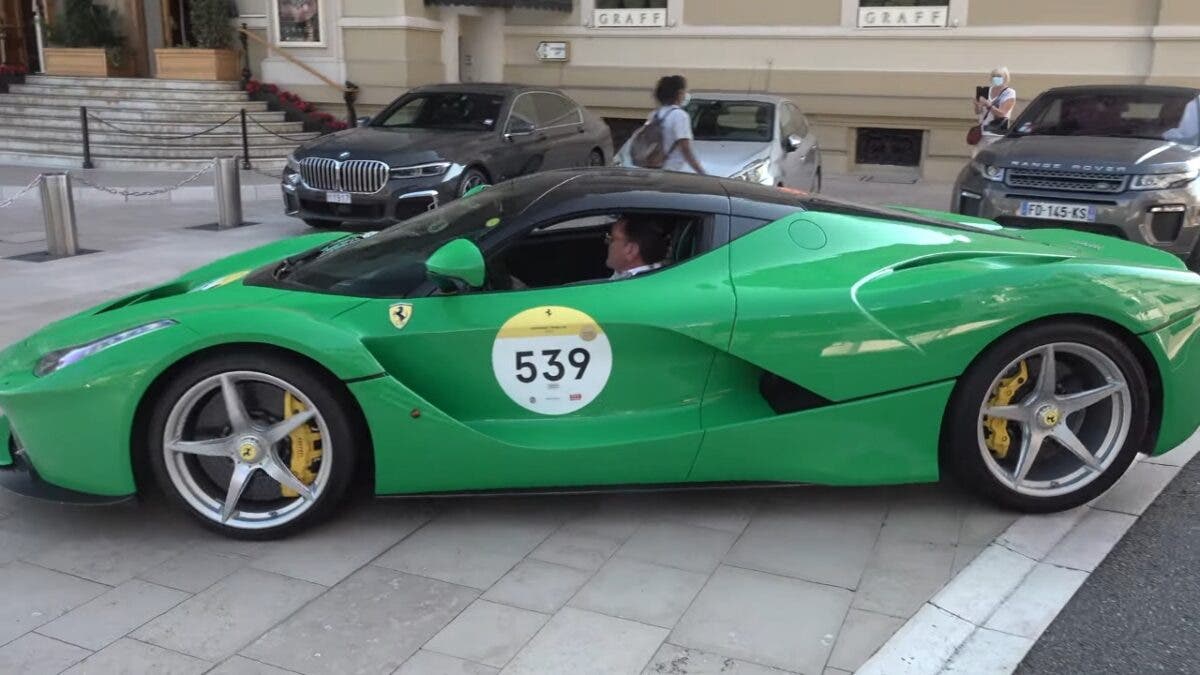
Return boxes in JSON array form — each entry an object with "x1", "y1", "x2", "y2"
[
  {"x1": 282, "y1": 183, "x2": 522, "y2": 297},
  {"x1": 685, "y1": 100, "x2": 774, "y2": 142},
  {"x1": 1011, "y1": 90, "x2": 1200, "y2": 145},
  {"x1": 374, "y1": 92, "x2": 505, "y2": 132}
]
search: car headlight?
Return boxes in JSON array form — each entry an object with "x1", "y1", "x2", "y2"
[
  {"x1": 971, "y1": 160, "x2": 1005, "y2": 182},
  {"x1": 34, "y1": 320, "x2": 177, "y2": 377},
  {"x1": 1130, "y1": 169, "x2": 1198, "y2": 191},
  {"x1": 390, "y1": 162, "x2": 451, "y2": 179},
  {"x1": 735, "y1": 159, "x2": 772, "y2": 184}
]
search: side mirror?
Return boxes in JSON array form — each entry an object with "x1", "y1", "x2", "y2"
[
  {"x1": 786, "y1": 134, "x2": 803, "y2": 152},
  {"x1": 505, "y1": 118, "x2": 536, "y2": 138},
  {"x1": 356, "y1": 116, "x2": 371, "y2": 127},
  {"x1": 426, "y1": 239, "x2": 486, "y2": 292}
]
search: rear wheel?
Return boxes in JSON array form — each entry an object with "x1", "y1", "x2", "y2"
[
  {"x1": 942, "y1": 321, "x2": 1148, "y2": 512},
  {"x1": 146, "y1": 352, "x2": 359, "y2": 539}
]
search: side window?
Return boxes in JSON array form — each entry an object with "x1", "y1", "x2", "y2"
[
  {"x1": 533, "y1": 93, "x2": 582, "y2": 128},
  {"x1": 506, "y1": 94, "x2": 540, "y2": 133}
]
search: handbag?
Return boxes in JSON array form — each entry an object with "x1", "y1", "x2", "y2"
[{"x1": 967, "y1": 125, "x2": 983, "y2": 145}]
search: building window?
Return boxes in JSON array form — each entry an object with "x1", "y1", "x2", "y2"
[
  {"x1": 849, "y1": 0, "x2": 961, "y2": 28},
  {"x1": 593, "y1": 0, "x2": 669, "y2": 28},
  {"x1": 855, "y1": 128, "x2": 923, "y2": 167},
  {"x1": 273, "y1": 0, "x2": 324, "y2": 46}
]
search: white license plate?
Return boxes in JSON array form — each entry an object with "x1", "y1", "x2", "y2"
[
  {"x1": 1019, "y1": 201, "x2": 1096, "y2": 223},
  {"x1": 325, "y1": 192, "x2": 352, "y2": 204}
]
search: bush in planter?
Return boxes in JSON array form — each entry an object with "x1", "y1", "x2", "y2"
[
  {"x1": 189, "y1": 0, "x2": 236, "y2": 49},
  {"x1": 46, "y1": 0, "x2": 125, "y2": 67}
]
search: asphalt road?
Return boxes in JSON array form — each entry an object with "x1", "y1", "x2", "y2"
[{"x1": 1018, "y1": 458, "x2": 1200, "y2": 674}]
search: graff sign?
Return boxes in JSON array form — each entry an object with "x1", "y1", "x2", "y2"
[
  {"x1": 858, "y1": 6, "x2": 948, "y2": 28},
  {"x1": 593, "y1": 8, "x2": 667, "y2": 28}
]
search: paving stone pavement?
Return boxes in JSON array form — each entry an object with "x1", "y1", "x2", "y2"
[{"x1": 0, "y1": 170, "x2": 1175, "y2": 674}]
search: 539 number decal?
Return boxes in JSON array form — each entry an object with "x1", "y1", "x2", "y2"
[
  {"x1": 514, "y1": 349, "x2": 591, "y2": 383},
  {"x1": 492, "y1": 307, "x2": 612, "y2": 415}
]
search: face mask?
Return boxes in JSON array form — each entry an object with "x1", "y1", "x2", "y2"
[
  {"x1": 680, "y1": 93, "x2": 691, "y2": 107},
  {"x1": 992, "y1": 76, "x2": 1004, "y2": 87}
]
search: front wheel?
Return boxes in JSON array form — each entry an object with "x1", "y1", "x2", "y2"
[
  {"x1": 146, "y1": 352, "x2": 360, "y2": 539},
  {"x1": 457, "y1": 167, "x2": 489, "y2": 198},
  {"x1": 942, "y1": 321, "x2": 1148, "y2": 513}
]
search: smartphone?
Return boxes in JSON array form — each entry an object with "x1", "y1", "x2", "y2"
[{"x1": 975, "y1": 86, "x2": 989, "y2": 100}]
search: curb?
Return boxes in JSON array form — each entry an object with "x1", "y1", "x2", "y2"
[{"x1": 857, "y1": 435, "x2": 1200, "y2": 675}]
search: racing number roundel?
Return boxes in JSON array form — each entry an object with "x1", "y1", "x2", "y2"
[{"x1": 492, "y1": 306, "x2": 612, "y2": 415}]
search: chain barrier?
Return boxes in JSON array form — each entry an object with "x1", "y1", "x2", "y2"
[
  {"x1": 247, "y1": 115, "x2": 316, "y2": 143},
  {"x1": 0, "y1": 173, "x2": 44, "y2": 209},
  {"x1": 67, "y1": 161, "x2": 216, "y2": 198},
  {"x1": 243, "y1": 165, "x2": 283, "y2": 181},
  {"x1": 87, "y1": 112, "x2": 241, "y2": 141}
]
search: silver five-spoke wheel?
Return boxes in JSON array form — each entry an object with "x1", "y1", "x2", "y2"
[
  {"x1": 977, "y1": 343, "x2": 1132, "y2": 498},
  {"x1": 945, "y1": 322, "x2": 1148, "y2": 513},
  {"x1": 161, "y1": 371, "x2": 334, "y2": 532}
]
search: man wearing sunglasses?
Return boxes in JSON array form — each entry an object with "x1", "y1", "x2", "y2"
[{"x1": 605, "y1": 215, "x2": 670, "y2": 281}]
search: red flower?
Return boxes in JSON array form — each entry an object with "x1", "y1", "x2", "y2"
[
  {"x1": 264, "y1": 83, "x2": 278, "y2": 94},
  {"x1": 299, "y1": 102, "x2": 314, "y2": 113}
]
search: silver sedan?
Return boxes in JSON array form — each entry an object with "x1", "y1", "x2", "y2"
[{"x1": 615, "y1": 93, "x2": 822, "y2": 192}]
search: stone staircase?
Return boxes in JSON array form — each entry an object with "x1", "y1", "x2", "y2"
[{"x1": 0, "y1": 76, "x2": 321, "y2": 171}]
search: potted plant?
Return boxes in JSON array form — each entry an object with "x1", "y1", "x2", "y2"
[
  {"x1": 43, "y1": 0, "x2": 130, "y2": 77},
  {"x1": 246, "y1": 79, "x2": 350, "y2": 134},
  {"x1": 154, "y1": 0, "x2": 240, "y2": 81}
]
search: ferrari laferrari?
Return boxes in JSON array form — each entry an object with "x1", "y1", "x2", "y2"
[{"x1": 3, "y1": 168, "x2": 1200, "y2": 538}]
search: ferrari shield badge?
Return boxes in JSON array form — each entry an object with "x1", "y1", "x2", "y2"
[{"x1": 388, "y1": 303, "x2": 413, "y2": 330}]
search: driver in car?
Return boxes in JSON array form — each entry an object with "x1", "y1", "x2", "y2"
[{"x1": 605, "y1": 215, "x2": 670, "y2": 280}]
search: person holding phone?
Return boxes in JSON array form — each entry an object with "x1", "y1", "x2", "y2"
[{"x1": 972, "y1": 67, "x2": 1017, "y2": 154}]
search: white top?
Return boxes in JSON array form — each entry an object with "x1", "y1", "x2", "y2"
[
  {"x1": 981, "y1": 86, "x2": 1017, "y2": 129},
  {"x1": 610, "y1": 262, "x2": 663, "y2": 280},
  {"x1": 648, "y1": 105, "x2": 695, "y2": 173}
]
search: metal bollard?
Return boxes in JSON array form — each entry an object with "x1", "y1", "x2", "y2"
[
  {"x1": 214, "y1": 157, "x2": 243, "y2": 229},
  {"x1": 39, "y1": 173, "x2": 79, "y2": 257}
]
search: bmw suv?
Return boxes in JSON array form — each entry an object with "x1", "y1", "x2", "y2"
[{"x1": 953, "y1": 85, "x2": 1200, "y2": 264}]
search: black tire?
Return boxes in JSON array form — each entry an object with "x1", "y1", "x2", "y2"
[
  {"x1": 941, "y1": 320, "x2": 1149, "y2": 513},
  {"x1": 588, "y1": 149, "x2": 605, "y2": 167},
  {"x1": 145, "y1": 351, "x2": 360, "y2": 539},
  {"x1": 457, "y1": 167, "x2": 490, "y2": 198},
  {"x1": 303, "y1": 218, "x2": 341, "y2": 230}
]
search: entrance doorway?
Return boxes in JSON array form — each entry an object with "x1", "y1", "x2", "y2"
[
  {"x1": 0, "y1": 0, "x2": 37, "y2": 70},
  {"x1": 162, "y1": 0, "x2": 196, "y2": 48}
]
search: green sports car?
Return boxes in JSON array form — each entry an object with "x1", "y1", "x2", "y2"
[{"x1": 3, "y1": 169, "x2": 1200, "y2": 538}]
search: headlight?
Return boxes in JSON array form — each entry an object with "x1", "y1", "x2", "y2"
[
  {"x1": 1130, "y1": 170, "x2": 1198, "y2": 191},
  {"x1": 735, "y1": 159, "x2": 772, "y2": 184},
  {"x1": 390, "y1": 162, "x2": 451, "y2": 179},
  {"x1": 34, "y1": 320, "x2": 176, "y2": 377},
  {"x1": 971, "y1": 160, "x2": 1005, "y2": 182}
]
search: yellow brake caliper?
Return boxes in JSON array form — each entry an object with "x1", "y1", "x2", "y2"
[
  {"x1": 280, "y1": 392, "x2": 322, "y2": 497},
  {"x1": 983, "y1": 360, "x2": 1028, "y2": 459}
]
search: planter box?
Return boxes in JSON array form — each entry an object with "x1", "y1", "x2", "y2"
[
  {"x1": 44, "y1": 48, "x2": 132, "y2": 77},
  {"x1": 154, "y1": 48, "x2": 240, "y2": 81}
]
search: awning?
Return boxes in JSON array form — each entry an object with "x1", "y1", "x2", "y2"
[{"x1": 425, "y1": 0, "x2": 572, "y2": 11}]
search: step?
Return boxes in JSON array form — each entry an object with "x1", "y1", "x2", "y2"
[
  {"x1": 0, "y1": 114, "x2": 307, "y2": 134},
  {"x1": 0, "y1": 137, "x2": 301, "y2": 160},
  {"x1": 0, "y1": 151, "x2": 286, "y2": 172},
  {"x1": 0, "y1": 104, "x2": 287, "y2": 123},
  {"x1": 23, "y1": 75, "x2": 242, "y2": 91},
  {"x1": 9, "y1": 83, "x2": 251, "y2": 102},
  {"x1": 0, "y1": 93, "x2": 267, "y2": 112},
  {"x1": 0, "y1": 126, "x2": 319, "y2": 148}
]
